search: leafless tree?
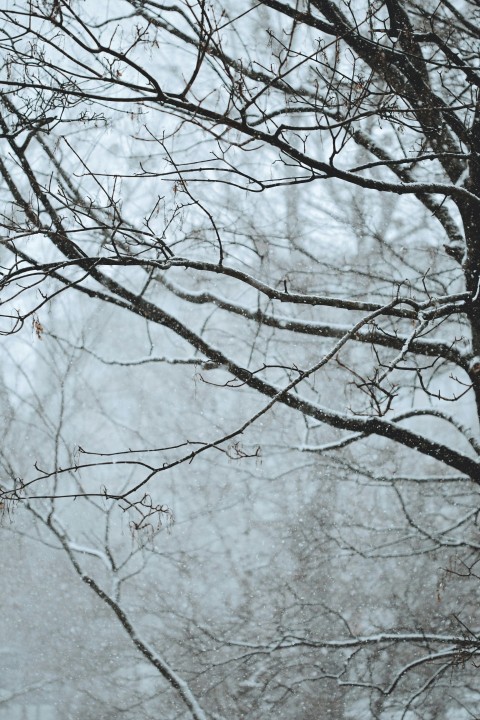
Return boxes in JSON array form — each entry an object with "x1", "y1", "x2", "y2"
[{"x1": 1, "y1": 0, "x2": 480, "y2": 716}]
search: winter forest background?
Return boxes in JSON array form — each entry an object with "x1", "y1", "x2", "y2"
[{"x1": 1, "y1": 1, "x2": 480, "y2": 718}]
